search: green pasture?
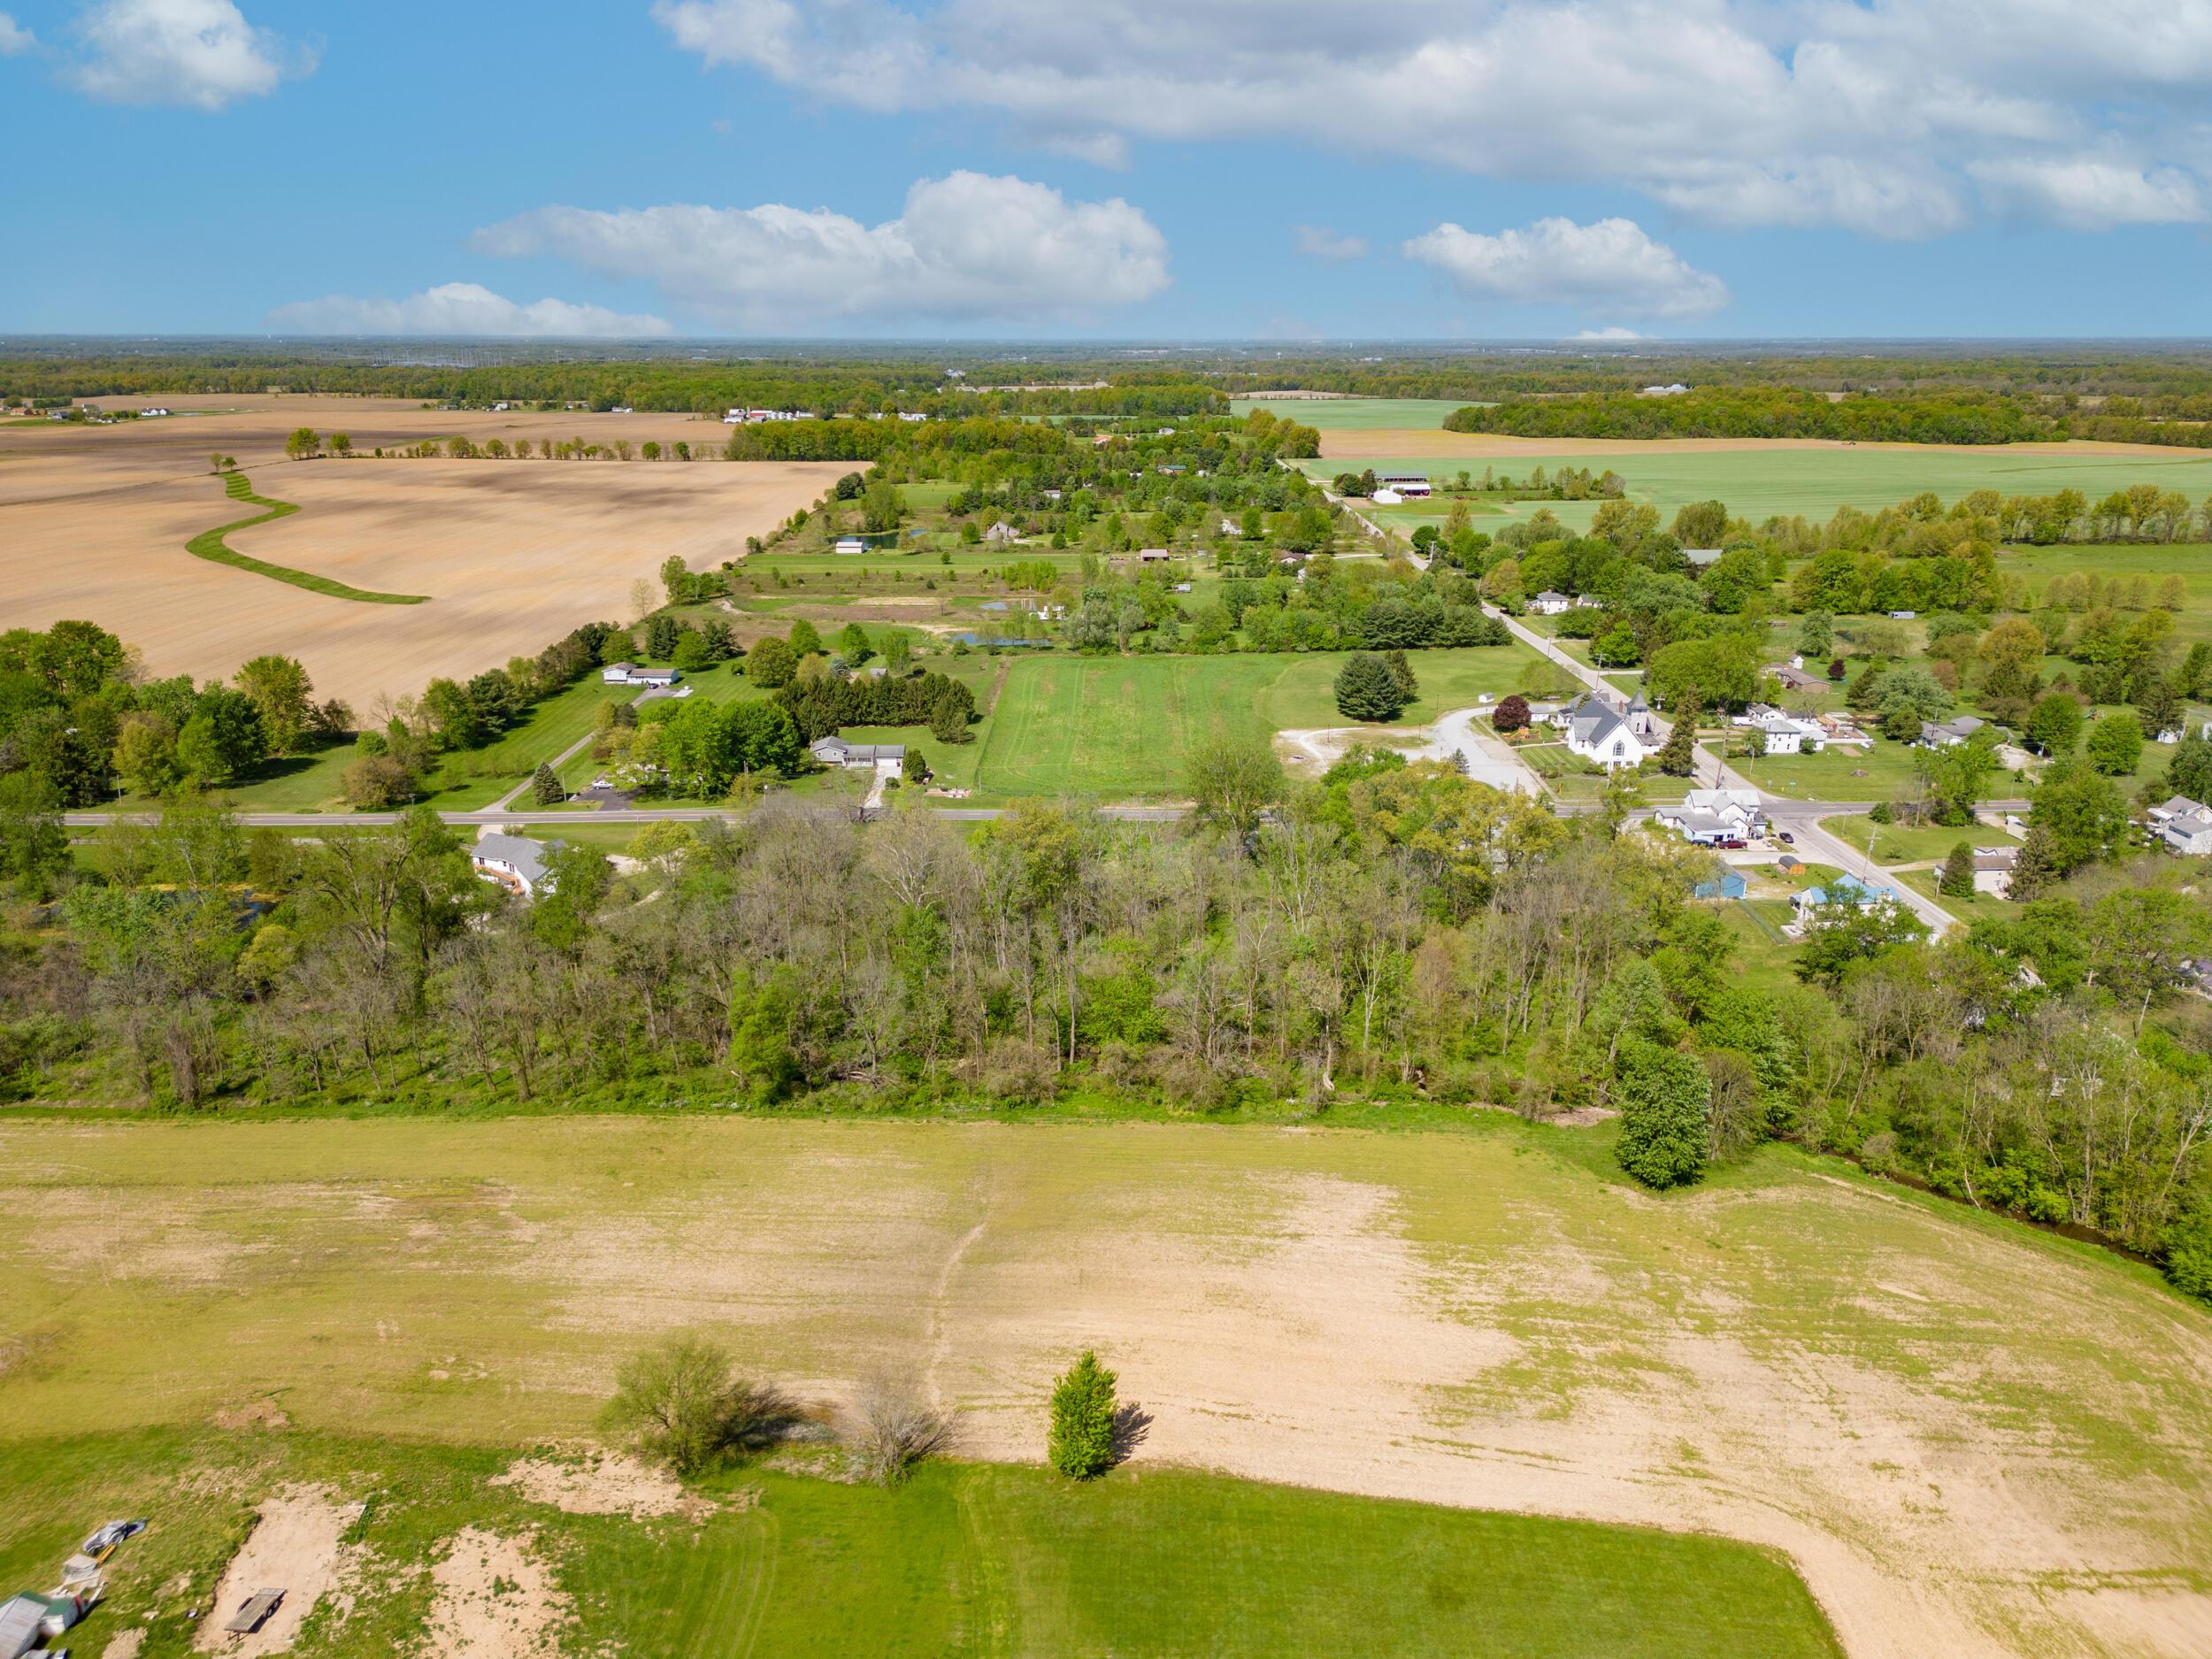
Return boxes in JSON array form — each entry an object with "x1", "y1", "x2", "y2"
[
  {"x1": 1301, "y1": 446, "x2": 2212, "y2": 530},
  {"x1": 1231, "y1": 396, "x2": 1477, "y2": 431},
  {"x1": 190, "y1": 470, "x2": 428, "y2": 605},
  {"x1": 0, "y1": 1429, "x2": 1839, "y2": 1659},
  {"x1": 974, "y1": 646, "x2": 1536, "y2": 798}
]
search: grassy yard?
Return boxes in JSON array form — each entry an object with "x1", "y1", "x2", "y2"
[
  {"x1": 974, "y1": 646, "x2": 1535, "y2": 798},
  {"x1": 0, "y1": 1430, "x2": 1839, "y2": 1659},
  {"x1": 1896, "y1": 864, "x2": 2020, "y2": 920},
  {"x1": 1732, "y1": 740, "x2": 1924, "y2": 803},
  {"x1": 1821, "y1": 814, "x2": 2018, "y2": 864}
]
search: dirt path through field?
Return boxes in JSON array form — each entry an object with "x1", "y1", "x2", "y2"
[{"x1": 192, "y1": 1485, "x2": 364, "y2": 1656}]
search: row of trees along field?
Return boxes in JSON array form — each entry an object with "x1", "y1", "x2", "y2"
[
  {"x1": 1441, "y1": 387, "x2": 2212, "y2": 448},
  {"x1": 2, "y1": 743, "x2": 2208, "y2": 1306}
]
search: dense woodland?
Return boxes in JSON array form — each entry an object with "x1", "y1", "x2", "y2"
[{"x1": 1444, "y1": 387, "x2": 2212, "y2": 448}]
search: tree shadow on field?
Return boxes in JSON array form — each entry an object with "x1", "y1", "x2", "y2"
[{"x1": 1109, "y1": 1403, "x2": 1153, "y2": 1468}]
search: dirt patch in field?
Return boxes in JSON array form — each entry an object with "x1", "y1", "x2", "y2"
[
  {"x1": 101, "y1": 1632, "x2": 145, "y2": 1659},
  {"x1": 425, "y1": 1528, "x2": 572, "y2": 1659},
  {"x1": 490, "y1": 1450, "x2": 709, "y2": 1520},
  {"x1": 194, "y1": 1484, "x2": 363, "y2": 1655},
  {"x1": 1317, "y1": 429, "x2": 2212, "y2": 461},
  {"x1": 211, "y1": 1401, "x2": 291, "y2": 1432}
]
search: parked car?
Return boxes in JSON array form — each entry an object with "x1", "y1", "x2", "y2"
[{"x1": 1775, "y1": 831, "x2": 1794, "y2": 844}]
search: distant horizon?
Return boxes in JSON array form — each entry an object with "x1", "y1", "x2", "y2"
[{"x1": 9, "y1": 334, "x2": 2212, "y2": 353}]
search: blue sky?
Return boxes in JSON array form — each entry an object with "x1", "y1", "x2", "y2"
[{"x1": 4, "y1": 0, "x2": 2209, "y2": 340}]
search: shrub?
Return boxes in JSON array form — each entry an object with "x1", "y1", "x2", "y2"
[
  {"x1": 1047, "y1": 1349, "x2": 1118, "y2": 1479},
  {"x1": 1613, "y1": 1040, "x2": 1711, "y2": 1189},
  {"x1": 846, "y1": 1376, "x2": 953, "y2": 1486},
  {"x1": 601, "y1": 1334, "x2": 787, "y2": 1475}
]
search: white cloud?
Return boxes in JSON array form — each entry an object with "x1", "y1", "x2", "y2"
[
  {"x1": 65, "y1": 0, "x2": 306, "y2": 111},
  {"x1": 265, "y1": 283, "x2": 672, "y2": 340},
  {"x1": 1404, "y1": 218, "x2": 1729, "y2": 319},
  {"x1": 0, "y1": 12, "x2": 35, "y2": 54},
  {"x1": 1293, "y1": 225, "x2": 1367, "y2": 263},
  {"x1": 653, "y1": 0, "x2": 2212, "y2": 238},
  {"x1": 472, "y1": 172, "x2": 1170, "y2": 328},
  {"x1": 1574, "y1": 326, "x2": 1649, "y2": 341},
  {"x1": 1969, "y1": 157, "x2": 2208, "y2": 229}
]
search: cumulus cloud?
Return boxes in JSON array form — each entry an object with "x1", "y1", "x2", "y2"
[
  {"x1": 1574, "y1": 326, "x2": 1649, "y2": 341},
  {"x1": 65, "y1": 0, "x2": 307, "y2": 111},
  {"x1": 1404, "y1": 218, "x2": 1729, "y2": 319},
  {"x1": 265, "y1": 283, "x2": 672, "y2": 340},
  {"x1": 1293, "y1": 225, "x2": 1367, "y2": 263},
  {"x1": 653, "y1": 0, "x2": 2212, "y2": 238},
  {"x1": 472, "y1": 172, "x2": 1170, "y2": 327},
  {"x1": 0, "y1": 12, "x2": 35, "y2": 55},
  {"x1": 1970, "y1": 157, "x2": 2208, "y2": 229}
]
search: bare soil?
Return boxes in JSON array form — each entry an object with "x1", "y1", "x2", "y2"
[
  {"x1": 0, "y1": 397, "x2": 839, "y2": 709},
  {"x1": 192, "y1": 1485, "x2": 363, "y2": 1656},
  {"x1": 489, "y1": 1450, "x2": 708, "y2": 1520},
  {"x1": 425, "y1": 1528, "x2": 572, "y2": 1659}
]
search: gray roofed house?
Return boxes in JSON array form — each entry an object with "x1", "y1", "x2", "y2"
[
  {"x1": 1560, "y1": 691, "x2": 1650, "y2": 770},
  {"x1": 1919, "y1": 714, "x2": 1985, "y2": 749},
  {"x1": 811, "y1": 734, "x2": 907, "y2": 770},
  {"x1": 1527, "y1": 590, "x2": 1572, "y2": 615},
  {"x1": 2162, "y1": 812, "x2": 2212, "y2": 857},
  {"x1": 472, "y1": 833, "x2": 557, "y2": 898},
  {"x1": 2148, "y1": 795, "x2": 2207, "y2": 826}
]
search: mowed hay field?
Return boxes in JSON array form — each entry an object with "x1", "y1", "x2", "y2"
[
  {"x1": 1297, "y1": 444, "x2": 2212, "y2": 531},
  {"x1": 0, "y1": 396, "x2": 839, "y2": 709},
  {"x1": 972, "y1": 647, "x2": 1537, "y2": 797},
  {"x1": 1, "y1": 1118, "x2": 2206, "y2": 1658}
]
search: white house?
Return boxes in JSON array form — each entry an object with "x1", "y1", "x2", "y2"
[
  {"x1": 1371, "y1": 488, "x2": 1404, "y2": 505},
  {"x1": 2148, "y1": 795, "x2": 2206, "y2": 829},
  {"x1": 141, "y1": 406, "x2": 172, "y2": 418},
  {"x1": 1560, "y1": 692, "x2": 1652, "y2": 770},
  {"x1": 472, "y1": 833, "x2": 556, "y2": 899},
  {"x1": 1752, "y1": 710, "x2": 1824, "y2": 755},
  {"x1": 833, "y1": 536, "x2": 867, "y2": 555},
  {"x1": 811, "y1": 734, "x2": 906, "y2": 778},
  {"x1": 2162, "y1": 806, "x2": 2212, "y2": 856},
  {"x1": 601, "y1": 662, "x2": 680, "y2": 687},
  {"x1": 1919, "y1": 715, "x2": 1985, "y2": 749},
  {"x1": 1972, "y1": 846, "x2": 2019, "y2": 896},
  {"x1": 1655, "y1": 787, "x2": 1765, "y2": 844},
  {"x1": 1527, "y1": 591, "x2": 1572, "y2": 616}
]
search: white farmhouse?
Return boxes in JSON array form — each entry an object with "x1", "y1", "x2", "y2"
[
  {"x1": 1559, "y1": 692, "x2": 1652, "y2": 770},
  {"x1": 1526, "y1": 590, "x2": 1572, "y2": 616}
]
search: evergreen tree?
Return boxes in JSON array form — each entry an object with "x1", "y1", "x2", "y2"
[
  {"x1": 2008, "y1": 820, "x2": 2059, "y2": 901},
  {"x1": 1939, "y1": 841, "x2": 1976, "y2": 897},
  {"x1": 531, "y1": 763, "x2": 565, "y2": 806},
  {"x1": 1382, "y1": 648, "x2": 1420, "y2": 704},
  {"x1": 1047, "y1": 1350, "x2": 1118, "y2": 1480},
  {"x1": 1654, "y1": 698, "x2": 1699, "y2": 777},
  {"x1": 1333, "y1": 653, "x2": 1406, "y2": 722}
]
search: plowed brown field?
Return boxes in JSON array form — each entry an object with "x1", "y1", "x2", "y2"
[{"x1": 0, "y1": 396, "x2": 838, "y2": 710}]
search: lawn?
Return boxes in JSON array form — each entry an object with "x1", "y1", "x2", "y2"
[
  {"x1": 1897, "y1": 864, "x2": 2020, "y2": 920},
  {"x1": 1821, "y1": 813, "x2": 2018, "y2": 864},
  {"x1": 1998, "y1": 543, "x2": 2212, "y2": 642},
  {"x1": 1732, "y1": 740, "x2": 1925, "y2": 803},
  {"x1": 0, "y1": 1115, "x2": 2201, "y2": 1656},
  {"x1": 1300, "y1": 447, "x2": 2212, "y2": 531},
  {"x1": 974, "y1": 646, "x2": 1536, "y2": 797},
  {"x1": 0, "y1": 1431, "x2": 1839, "y2": 1659}
]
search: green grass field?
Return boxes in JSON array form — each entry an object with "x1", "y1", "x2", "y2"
[
  {"x1": 1301, "y1": 447, "x2": 2212, "y2": 530},
  {"x1": 1820, "y1": 813, "x2": 2018, "y2": 864},
  {"x1": 1732, "y1": 740, "x2": 1926, "y2": 803},
  {"x1": 0, "y1": 1115, "x2": 2202, "y2": 1656},
  {"x1": 188, "y1": 470, "x2": 429, "y2": 604},
  {"x1": 1231, "y1": 396, "x2": 1478, "y2": 430},
  {"x1": 973, "y1": 647, "x2": 1536, "y2": 797},
  {"x1": 0, "y1": 1430, "x2": 1839, "y2": 1659}
]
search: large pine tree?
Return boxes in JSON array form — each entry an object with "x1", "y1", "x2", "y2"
[{"x1": 1334, "y1": 652, "x2": 1407, "y2": 722}]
